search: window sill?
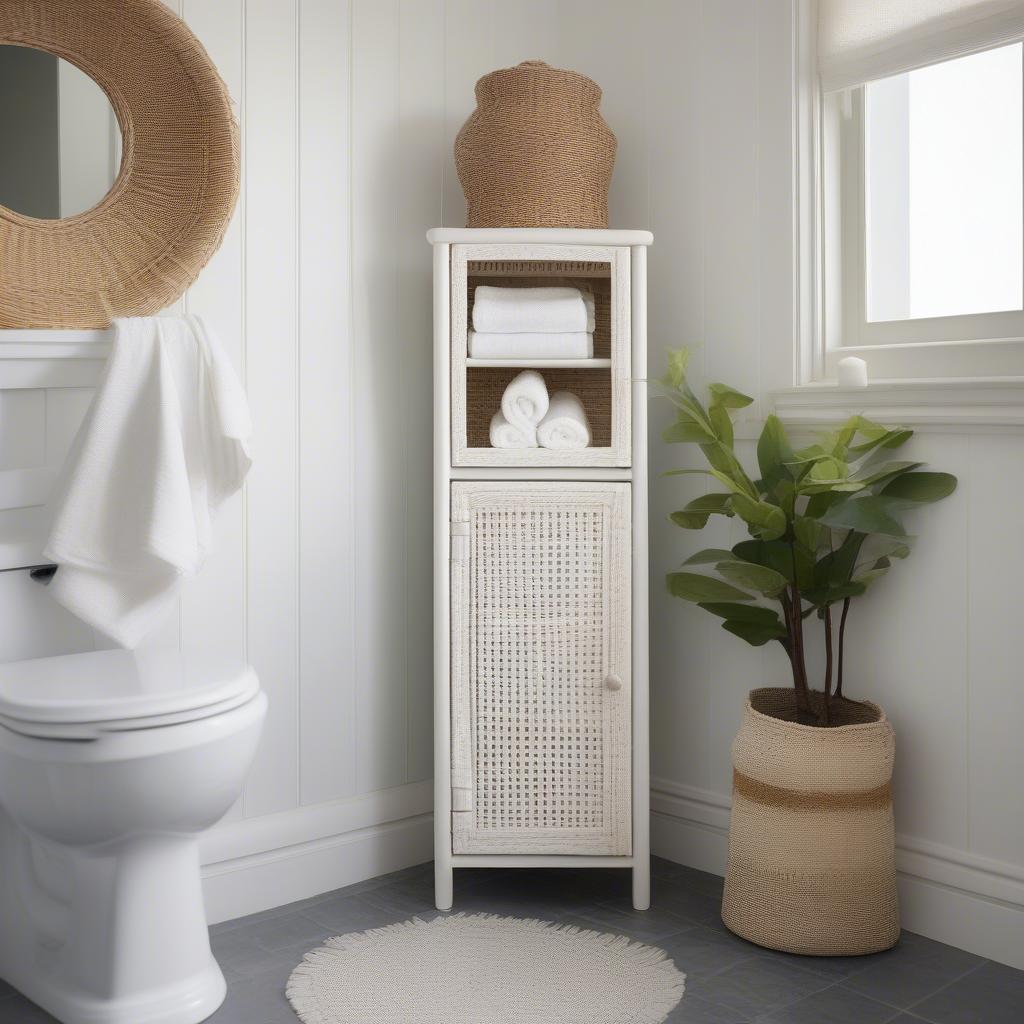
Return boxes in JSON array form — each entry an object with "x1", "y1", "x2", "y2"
[{"x1": 772, "y1": 378, "x2": 1024, "y2": 430}]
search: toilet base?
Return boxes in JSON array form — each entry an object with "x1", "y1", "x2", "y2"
[
  {"x1": 0, "y1": 812, "x2": 227, "y2": 1024},
  {"x1": 3, "y1": 963, "x2": 226, "y2": 1024}
]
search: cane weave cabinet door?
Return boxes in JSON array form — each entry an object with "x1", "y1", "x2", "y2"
[{"x1": 450, "y1": 481, "x2": 631, "y2": 856}]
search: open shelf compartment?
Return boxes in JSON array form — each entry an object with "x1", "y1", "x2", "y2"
[{"x1": 451, "y1": 243, "x2": 631, "y2": 468}]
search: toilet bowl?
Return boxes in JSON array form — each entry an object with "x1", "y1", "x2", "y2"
[{"x1": 0, "y1": 648, "x2": 266, "y2": 1024}]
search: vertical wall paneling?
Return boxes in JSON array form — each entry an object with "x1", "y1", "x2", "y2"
[
  {"x1": 241, "y1": 0, "x2": 301, "y2": 817},
  {"x1": 645, "y1": 0, "x2": 713, "y2": 791},
  {"x1": 178, "y1": 0, "x2": 247, "y2": 671},
  {"x1": 756, "y1": 0, "x2": 798, "y2": 400},
  {"x1": 840, "y1": 434, "x2": 971, "y2": 849},
  {"x1": 697, "y1": 1, "x2": 767, "y2": 791},
  {"x1": 298, "y1": 0, "x2": 358, "y2": 807},
  {"x1": 966, "y1": 435, "x2": 1024, "y2": 864},
  {"x1": 399, "y1": 0, "x2": 446, "y2": 783},
  {"x1": 351, "y1": 1, "x2": 409, "y2": 793},
  {"x1": 441, "y1": 1, "x2": 496, "y2": 226}
]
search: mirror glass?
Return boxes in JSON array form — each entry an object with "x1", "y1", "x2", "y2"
[{"x1": 0, "y1": 45, "x2": 122, "y2": 219}]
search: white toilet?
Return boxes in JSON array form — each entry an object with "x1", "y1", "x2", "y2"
[{"x1": 0, "y1": 648, "x2": 266, "y2": 1024}]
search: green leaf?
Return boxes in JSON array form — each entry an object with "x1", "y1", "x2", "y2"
[
  {"x1": 701, "y1": 445, "x2": 758, "y2": 498},
  {"x1": 698, "y1": 602, "x2": 784, "y2": 625},
  {"x1": 662, "y1": 468, "x2": 715, "y2": 477},
  {"x1": 814, "y1": 530, "x2": 866, "y2": 588},
  {"x1": 667, "y1": 572, "x2": 754, "y2": 603},
  {"x1": 848, "y1": 427, "x2": 914, "y2": 457},
  {"x1": 732, "y1": 538, "x2": 807, "y2": 585},
  {"x1": 794, "y1": 516, "x2": 824, "y2": 554},
  {"x1": 819, "y1": 496, "x2": 907, "y2": 537},
  {"x1": 854, "y1": 556, "x2": 892, "y2": 585},
  {"x1": 669, "y1": 493, "x2": 735, "y2": 530},
  {"x1": 804, "y1": 489, "x2": 848, "y2": 519},
  {"x1": 709, "y1": 403, "x2": 734, "y2": 446},
  {"x1": 683, "y1": 548, "x2": 737, "y2": 566},
  {"x1": 852, "y1": 460, "x2": 923, "y2": 486},
  {"x1": 880, "y1": 471, "x2": 958, "y2": 503},
  {"x1": 730, "y1": 493, "x2": 787, "y2": 541},
  {"x1": 808, "y1": 456, "x2": 848, "y2": 483},
  {"x1": 715, "y1": 559, "x2": 789, "y2": 596},
  {"x1": 708, "y1": 382, "x2": 754, "y2": 409},
  {"x1": 670, "y1": 511, "x2": 713, "y2": 530},
  {"x1": 757, "y1": 415, "x2": 794, "y2": 489},
  {"x1": 721, "y1": 619, "x2": 788, "y2": 646},
  {"x1": 663, "y1": 418, "x2": 713, "y2": 443},
  {"x1": 662, "y1": 348, "x2": 690, "y2": 389},
  {"x1": 802, "y1": 581, "x2": 868, "y2": 605},
  {"x1": 686, "y1": 493, "x2": 734, "y2": 513}
]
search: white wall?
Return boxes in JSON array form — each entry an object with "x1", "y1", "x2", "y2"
[
  {"x1": 637, "y1": 1, "x2": 1024, "y2": 971},
  {"x1": 1, "y1": 0, "x2": 1020, "y2": 965}
]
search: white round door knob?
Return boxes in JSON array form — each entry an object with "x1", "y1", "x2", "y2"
[{"x1": 604, "y1": 674, "x2": 623, "y2": 692}]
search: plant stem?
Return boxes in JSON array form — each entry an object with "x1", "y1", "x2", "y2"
[
  {"x1": 821, "y1": 605, "x2": 833, "y2": 726},
  {"x1": 836, "y1": 596, "x2": 851, "y2": 698},
  {"x1": 787, "y1": 576, "x2": 812, "y2": 722}
]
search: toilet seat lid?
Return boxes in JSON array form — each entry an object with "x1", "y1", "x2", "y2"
[{"x1": 0, "y1": 649, "x2": 259, "y2": 731}]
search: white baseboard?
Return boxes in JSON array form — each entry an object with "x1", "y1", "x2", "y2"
[
  {"x1": 199, "y1": 781, "x2": 434, "y2": 924},
  {"x1": 650, "y1": 776, "x2": 1024, "y2": 970},
  {"x1": 198, "y1": 776, "x2": 1024, "y2": 971}
]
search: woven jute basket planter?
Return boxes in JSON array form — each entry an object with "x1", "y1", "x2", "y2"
[
  {"x1": 721, "y1": 688, "x2": 900, "y2": 956},
  {"x1": 455, "y1": 61, "x2": 616, "y2": 229}
]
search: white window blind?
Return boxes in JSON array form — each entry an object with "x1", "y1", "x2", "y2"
[{"x1": 818, "y1": 0, "x2": 1024, "y2": 89}]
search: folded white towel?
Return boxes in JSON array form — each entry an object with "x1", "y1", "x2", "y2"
[
  {"x1": 489, "y1": 411, "x2": 537, "y2": 448},
  {"x1": 472, "y1": 286, "x2": 595, "y2": 334},
  {"x1": 469, "y1": 331, "x2": 593, "y2": 360},
  {"x1": 43, "y1": 316, "x2": 252, "y2": 648},
  {"x1": 501, "y1": 370, "x2": 549, "y2": 442},
  {"x1": 537, "y1": 390, "x2": 592, "y2": 450}
]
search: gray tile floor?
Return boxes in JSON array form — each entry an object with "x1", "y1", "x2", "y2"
[{"x1": 0, "y1": 857, "x2": 1021, "y2": 1023}]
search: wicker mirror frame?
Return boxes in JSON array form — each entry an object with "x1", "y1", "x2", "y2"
[{"x1": 0, "y1": 0, "x2": 239, "y2": 328}]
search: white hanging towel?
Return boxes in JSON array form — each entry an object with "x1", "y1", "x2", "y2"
[
  {"x1": 537, "y1": 390, "x2": 592, "y2": 450},
  {"x1": 472, "y1": 286, "x2": 595, "y2": 334},
  {"x1": 500, "y1": 369, "x2": 549, "y2": 442},
  {"x1": 43, "y1": 316, "x2": 252, "y2": 648},
  {"x1": 468, "y1": 330, "x2": 593, "y2": 360}
]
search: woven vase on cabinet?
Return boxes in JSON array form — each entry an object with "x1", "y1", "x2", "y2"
[{"x1": 454, "y1": 61, "x2": 617, "y2": 229}]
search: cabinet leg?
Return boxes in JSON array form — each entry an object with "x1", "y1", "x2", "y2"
[
  {"x1": 435, "y1": 860, "x2": 453, "y2": 911},
  {"x1": 632, "y1": 858, "x2": 651, "y2": 911}
]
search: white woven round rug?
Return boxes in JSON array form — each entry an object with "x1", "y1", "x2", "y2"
[{"x1": 287, "y1": 913, "x2": 686, "y2": 1024}]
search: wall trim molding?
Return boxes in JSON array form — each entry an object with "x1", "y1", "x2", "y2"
[
  {"x1": 203, "y1": 775, "x2": 1024, "y2": 967},
  {"x1": 200, "y1": 781, "x2": 433, "y2": 924},
  {"x1": 650, "y1": 776, "x2": 1024, "y2": 970},
  {"x1": 772, "y1": 378, "x2": 1024, "y2": 431}
]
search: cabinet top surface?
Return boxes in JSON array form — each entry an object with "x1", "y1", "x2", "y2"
[{"x1": 426, "y1": 228, "x2": 653, "y2": 246}]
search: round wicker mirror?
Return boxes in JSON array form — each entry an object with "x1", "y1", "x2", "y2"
[{"x1": 0, "y1": 0, "x2": 239, "y2": 328}]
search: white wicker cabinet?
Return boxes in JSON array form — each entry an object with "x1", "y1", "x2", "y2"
[{"x1": 430, "y1": 228, "x2": 653, "y2": 911}]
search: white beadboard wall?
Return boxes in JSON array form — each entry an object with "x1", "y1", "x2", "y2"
[{"x1": 0, "y1": 0, "x2": 1021, "y2": 964}]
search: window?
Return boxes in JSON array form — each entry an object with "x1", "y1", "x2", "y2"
[{"x1": 821, "y1": 40, "x2": 1024, "y2": 380}]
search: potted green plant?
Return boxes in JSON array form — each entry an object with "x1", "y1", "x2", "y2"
[{"x1": 657, "y1": 349, "x2": 956, "y2": 956}]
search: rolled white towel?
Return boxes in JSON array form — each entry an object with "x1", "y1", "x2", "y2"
[
  {"x1": 469, "y1": 330, "x2": 593, "y2": 360},
  {"x1": 501, "y1": 369, "x2": 549, "y2": 439},
  {"x1": 537, "y1": 391, "x2": 592, "y2": 450},
  {"x1": 473, "y1": 286, "x2": 595, "y2": 334},
  {"x1": 489, "y1": 410, "x2": 536, "y2": 448}
]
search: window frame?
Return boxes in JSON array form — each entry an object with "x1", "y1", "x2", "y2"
[{"x1": 818, "y1": 41, "x2": 1024, "y2": 383}]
